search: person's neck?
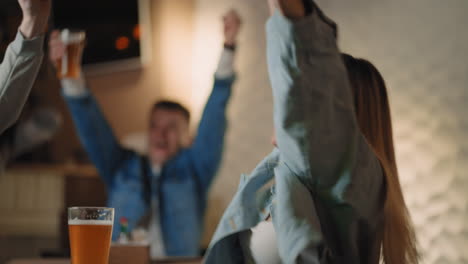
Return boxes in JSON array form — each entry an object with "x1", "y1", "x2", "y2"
[{"x1": 151, "y1": 162, "x2": 162, "y2": 175}]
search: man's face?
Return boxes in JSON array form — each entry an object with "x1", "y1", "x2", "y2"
[{"x1": 148, "y1": 109, "x2": 190, "y2": 166}]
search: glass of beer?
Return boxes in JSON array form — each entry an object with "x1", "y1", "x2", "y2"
[
  {"x1": 68, "y1": 207, "x2": 114, "y2": 264},
  {"x1": 57, "y1": 29, "x2": 86, "y2": 79}
]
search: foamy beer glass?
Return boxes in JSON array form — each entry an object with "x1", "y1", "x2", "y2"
[
  {"x1": 68, "y1": 207, "x2": 114, "y2": 264},
  {"x1": 57, "y1": 29, "x2": 85, "y2": 79}
]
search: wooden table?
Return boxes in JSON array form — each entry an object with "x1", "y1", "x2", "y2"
[{"x1": 7, "y1": 258, "x2": 202, "y2": 264}]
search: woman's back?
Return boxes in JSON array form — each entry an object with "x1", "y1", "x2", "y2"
[{"x1": 204, "y1": 1, "x2": 418, "y2": 263}]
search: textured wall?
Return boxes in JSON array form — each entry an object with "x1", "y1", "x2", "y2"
[
  {"x1": 191, "y1": 0, "x2": 273, "y2": 247},
  {"x1": 193, "y1": 0, "x2": 468, "y2": 263},
  {"x1": 316, "y1": 1, "x2": 468, "y2": 263},
  {"x1": 192, "y1": 0, "x2": 273, "y2": 244}
]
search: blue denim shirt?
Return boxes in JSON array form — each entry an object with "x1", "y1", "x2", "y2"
[
  {"x1": 63, "y1": 77, "x2": 234, "y2": 256},
  {"x1": 204, "y1": 3, "x2": 385, "y2": 263}
]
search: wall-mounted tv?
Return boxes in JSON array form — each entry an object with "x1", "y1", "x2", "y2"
[{"x1": 52, "y1": 0, "x2": 151, "y2": 75}]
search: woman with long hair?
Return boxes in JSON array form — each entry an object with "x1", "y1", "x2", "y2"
[
  {"x1": 342, "y1": 54, "x2": 419, "y2": 263},
  {"x1": 204, "y1": 1, "x2": 419, "y2": 263}
]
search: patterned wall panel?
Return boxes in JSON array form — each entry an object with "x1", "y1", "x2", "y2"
[
  {"x1": 193, "y1": 0, "x2": 468, "y2": 262},
  {"x1": 0, "y1": 170, "x2": 64, "y2": 237},
  {"x1": 315, "y1": 1, "x2": 468, "y2": 263}
]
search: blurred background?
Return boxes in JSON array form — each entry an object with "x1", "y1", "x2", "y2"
[{"x1": 0, "y1": 0, "x2": 467, "y2": 263}]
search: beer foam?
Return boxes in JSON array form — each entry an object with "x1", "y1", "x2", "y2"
[
  {"x1": 68, "y1": 219, "x2": 113, "y2": 225},
  {"x1": 61, "y1": 29, "x2": 86, "y2": 44}
]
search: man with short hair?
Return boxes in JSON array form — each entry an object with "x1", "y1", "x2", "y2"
[
  {"x1": 0, "y1": 0, "x2": 51, "y2": 134},
  {"x1": 50, "y1": 10, "x2": 242, "y2": 257}
]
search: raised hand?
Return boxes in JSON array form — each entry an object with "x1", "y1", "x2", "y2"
[
  {"x1": 223, "y1": 9, "x2": 242, "y2": 46},
  {"x1": 18, "y1": 0, "x2": 51, "y2": 39},
  {"x1": 48, "y1": 29, "x2": 85, "y2": 79},
  {"x1": 48, "y1": 30, "x2": 65, "y2": 67}
]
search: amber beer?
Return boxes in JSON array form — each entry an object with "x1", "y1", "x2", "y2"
[
  {"x1": 68, "y1": 207, "x2": 114, "y2": 264},
  {"x1": 57, "y1": 29, "x2": 85, "y2": 79}
]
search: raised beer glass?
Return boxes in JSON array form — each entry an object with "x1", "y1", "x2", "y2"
[
  {"x1": 68, "y1": 207, "x2": 114, "y2": 264},
  {"x1": 57, "y1": 29, "x2": 85, "y2": 79}
]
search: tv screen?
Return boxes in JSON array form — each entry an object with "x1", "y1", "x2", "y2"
[{"x1": 53, "y1": 0, "x2": 141, "y2": 66}]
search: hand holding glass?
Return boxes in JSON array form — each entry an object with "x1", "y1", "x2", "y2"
[{"x1": 56, "y1": 29, "x2": 85, "y2": 79}]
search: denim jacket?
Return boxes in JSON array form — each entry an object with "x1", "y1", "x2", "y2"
[
  {"x1": 204, "y1": 2, "x2": 385, "y2": 263},
  {"x1": 63, "y1": 77, "x2": 234, "y2": 256}
]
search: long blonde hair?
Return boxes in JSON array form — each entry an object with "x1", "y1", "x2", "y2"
[{"x1": 342, "y1": 54, "x2": 419, "y2": 264}]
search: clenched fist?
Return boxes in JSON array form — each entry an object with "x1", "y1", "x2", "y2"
[{"x1": 223, "y1": 10, "x2": 242, "y2": 46}]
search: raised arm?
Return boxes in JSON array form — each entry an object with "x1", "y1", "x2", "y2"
[
  {"x1": 190, "y1": 10, "x2": 241, "y2": 193},
  {"x1": 49, "y1": 31, "x2": 130, "y2": 186},
  {"x1": 267, "y1": 1, "x2": 379, "y2": 262},
  {"x1": 0, "y1": 0, "x2": 50, "y2": 134},
  {"x1": 267, "y1": 0, "x2": 356, "y2": 190},
  {"x1": 62, "y1": 80, "x2": 131, "y2": 186}
]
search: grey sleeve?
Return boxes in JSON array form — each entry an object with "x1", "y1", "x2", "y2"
[
  {"x1": 266, "y1": 1, "x2": 384, "y2": 263},
  {"x1": 0, "y1": 31, "x2": 44, "y2": 134},
  {"x1": 266, "y1": 3, "x2": 359, "y2": 194}
]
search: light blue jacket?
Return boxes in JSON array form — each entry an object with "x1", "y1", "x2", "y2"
[
  {"x1": 63, "y1": 76, "x2": 234, "y2": 256},
  {"x1": 204, "y1": 2, "x2": 385, "y2": 263}
]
